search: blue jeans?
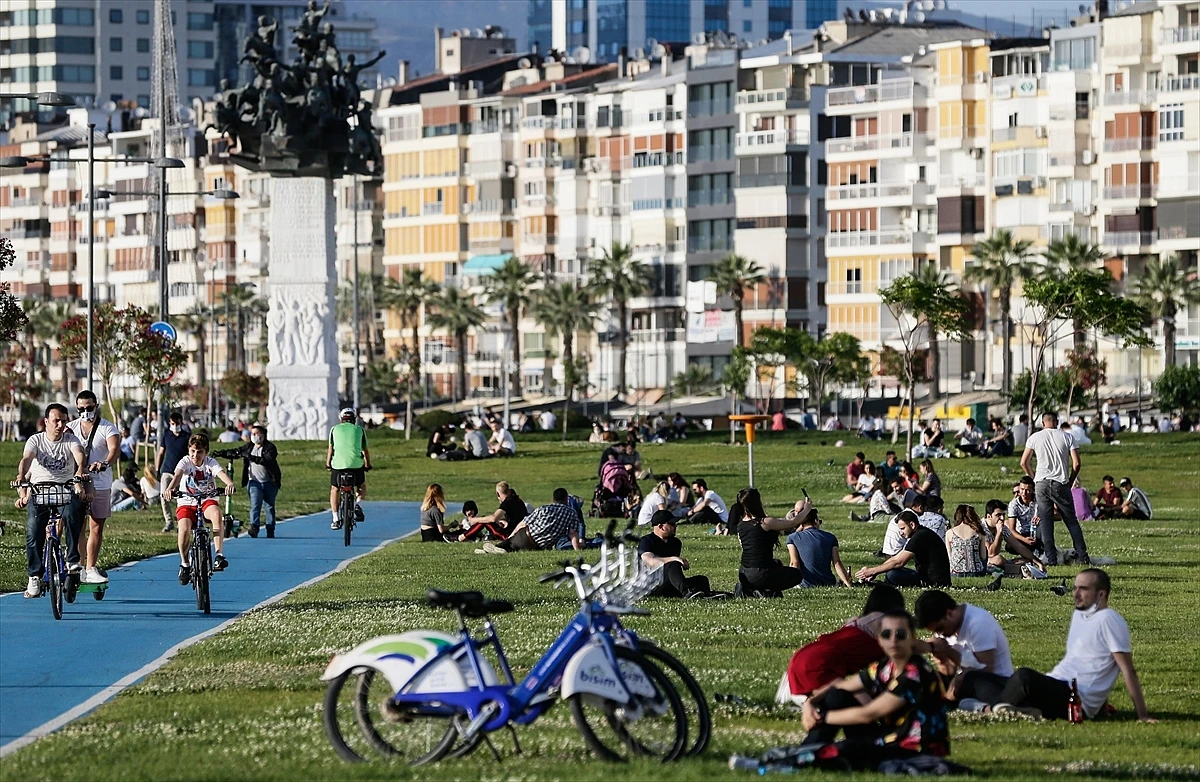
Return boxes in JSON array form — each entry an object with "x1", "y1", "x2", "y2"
[
  {"x1": 26, "y1": 496, "x2": 84, "y2": 576},
  {"x1": 248, "y1": 480, "x2": 278, "y2": 530},
  {"x1": 111, "y1": 494, "x2": 143, "y2": 512}
]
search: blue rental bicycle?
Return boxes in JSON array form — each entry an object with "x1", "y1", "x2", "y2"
[
  {"x1": 322, "y1": 564, "x2": 687, "y2": 765},
  {"x1": 12, "y1": 478, "x2": 82, "y2": 620}
]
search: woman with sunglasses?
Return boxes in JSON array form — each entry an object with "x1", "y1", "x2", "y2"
[{"x1": 800, "y1": 610, "x2": 951, "y2": 770}]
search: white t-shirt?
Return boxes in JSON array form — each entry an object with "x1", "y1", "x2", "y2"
[
  {"x1": 67, "y1": 418, "x2": 121, "y2": 491},
  {"x1": 940, "y1": 604, "x2": 1014, "y2": 677},
  {"x1": 492, "y1": 427, "x2": 517, "y2": 452},
  {"x1": 959, "y1": 426, "x2": 983, "y2": 446},
  {"x1": 1126, "y1": 488, "x2": 1152, "y2": 519},
  {"x1": 918, "y1": 511, "x2": 948, "y2": 540},
  {"x1": 855, "y1": 472, "x2": 875, "y2": 493},
  {"x1": 1069, "y1": 424, "x2": 1092, "y2": 445},
  {"x1": 1025, "y1": 428, "x2": 1077, "y2": 484},
  {"x1": 539, "y1": 411, "x2": 556, "y2": 430},
  {"x1": 637, "y1": 491, "x2": 668, "y2": 526},
  {"x1": 882, "y1": 515, "x2": 907, "y2": 556},
  {"x1": 1012, "y1": 422, "x2": 1029, "y2": 447},
  {"x1": 697, "y1": 490, "x2": 728, "y2": 522},
  {"x1": 173, "y1": 456, "x2": 227, "y2": 504},
  {"x1": 1007, "y1": 497, "x2": 1036, "y2": 537},
  {"x1": 23, "y1": 431, "x2": 83, "y2": 484},
  {"x1": 1048, "y1": 607, "x2": 1132, "y2": 717}
]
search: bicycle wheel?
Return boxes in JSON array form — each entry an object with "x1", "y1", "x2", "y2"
[
  {"x1": 46, "y1": 545, "x2": 64, "y2": 621},
  {"x1": 569, "y1": 646, "x2": 686, "y2": 763},
  {"x1": 342, "y1": 494, "x2": 354, "y2": 547},
  {"x1": 638, "y1": 643, "x2": 711, "y2": 757},
  {"x1": 351, "y1": 667, "x2": 458, "y2": 765},
  {"x1": 194, "y1": 538, "x2": 211, "y2": 614}
]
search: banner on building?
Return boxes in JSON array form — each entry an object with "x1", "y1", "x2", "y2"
[{"x1": 687, "y1": 309, "x2": 735, "y2": 343}]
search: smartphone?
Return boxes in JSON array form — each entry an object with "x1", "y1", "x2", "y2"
[{"x1": 801, "y1": 488, "x2": 810, "y2": 500}]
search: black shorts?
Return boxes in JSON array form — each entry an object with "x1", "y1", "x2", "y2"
[{"x1": 331, "y1": 468, "x2": 365, "y2": 488}]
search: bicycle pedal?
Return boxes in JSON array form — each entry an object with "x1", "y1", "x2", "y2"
[{"x1": 379, "y1": 698, "x2": 410, "y2": 724}]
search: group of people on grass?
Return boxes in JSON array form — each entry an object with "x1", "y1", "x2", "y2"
[{"x1": 426, "y1": 418, "x2": 517, "y2": 461}]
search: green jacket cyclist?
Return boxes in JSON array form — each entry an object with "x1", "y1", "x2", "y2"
[{"x1": 327, "y1": 408, "x2": 372, "y2": 530}]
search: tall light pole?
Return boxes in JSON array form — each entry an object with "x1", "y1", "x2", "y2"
[
  {"x1": 86, "y1": 123, "x2": 95, "y2": 387},
  {"x1": 351, "y1": 175, "x2": 361, "y2": 410}
]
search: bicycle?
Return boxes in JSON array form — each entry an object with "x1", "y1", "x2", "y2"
[
  {"x1": 321, "y1": 564, "x2": 687, "y2": 765},
  {"x1": 334, "y1": 471, "x2": 357, "y2": 547},
  {"x1": 11, "y1": 478, "x2": 83, "y2": 619},
  {"x1": 179, "y1": 486, "x2": 231, "y2": 615}
]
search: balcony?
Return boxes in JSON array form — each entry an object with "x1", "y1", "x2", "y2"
[
  {"x1": 827, "y1": 182, "x2": 914, "y2": 202},
  {"x1": 1103, "y1": 136, "x2": 1155, "y2": 152},
  {"x1": 384, "y1": 127, "x2": 419, "y2": 143},
  {"x1": 938, "y1": 173, "x2": 987, "y2": 188},
  {"x1": 1104, "y1": 42, "x2": 1149, "y2": 59},
  {"x1": 521, "y1": 116, "x2": 585, "y2": 130},
  {"x1": 736, "y1": 128, "x2": 809, "y2": 149},
  {"x1": 630, "y1": 328, "x2": 684, "y2": 343},
  {"x1": 687, "y1": 190, "x2": 733, "y2": 207},
  {"x1": 421, "y1": 202, "x2": 448, "y2": 216},
  {"x1": 1102, "y1": 231, "x2": 1155, "y2": 249},
  {"x1": 687, "y1": 98, "x2": 734, "y2": 118},
  {"x1": 686, "y1": 145, "x2": 732, "y2": 163},
  {"x1": 462, "y1": 198, "x2": 516, "y2": 215},
  {"x1": 826, "y1": 78, "x2": 913, "y2": 107},
  {"x1": 991, "y1": 73, "x2": 1046, "y2": 99},
  {"x1": 631, "y1": 197, "x2": 684, "y2": 211},
  {"x1": 735, "y1": 87, "x2": 808, "y2": 110},
  {"x1": 826, "y1": 228, "x2": 911, "y2": 249},
  {"x1": 1162, "y1": 25, "x2": 1200, "y2": 44},
  {"x1": 1103, "y1": 184, "x2": 1157, "y2": 199},
  {"x1": 937, "y1": 125, "x2": 985, "y2": 142},
  {"x1": 1104, "y1": 89, "x2": 1156, "y2": 106},
  {"x1": 10, "y1": 197, "x2": 43, "y2": 207},
  {"x1": 827, "y1": 133, "x2": 912, "y2": 155},
  {"x1": 1160, "y1": 74, "x2": 1200, "y2": 95},
  {"x1": 522, "y1": 194, "x2": 555, "y2": 209},
  {"x1": 463, "y1": 159, "x2": 510, "y2": 178},
  {"x1": 522, "y1": 233, "x2": 554, "y2": 246}
]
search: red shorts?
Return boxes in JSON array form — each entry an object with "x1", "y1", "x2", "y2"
[{"x1": 176, "y1": 499, "x2": 220, "y2": 521}]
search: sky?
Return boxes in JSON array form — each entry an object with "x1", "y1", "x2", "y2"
[{"x1": 346, "y1": 0, "x2": 1095, "y2": 80}]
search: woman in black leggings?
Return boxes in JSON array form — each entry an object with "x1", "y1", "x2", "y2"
[{"x1": 737, "y1": 488, "x2": 813, "y2": 595}]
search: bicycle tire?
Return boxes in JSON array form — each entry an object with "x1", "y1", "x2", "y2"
[
  {"x1": 569, "y1": 646, "x2": 687, "y2": 763},
  {"x1": 350, "y1": 668, "x2": 458, "y2": 765},
  {"x1": 194, "y1": 536, "x2": 211, "y2": 614},
  {"x1": 342, "y1": 493, "x2": 354, "y2": 547},
  {"x1": 47, "y1": 545, "x2": 63, "y2": 621},
  {"x1": 637, "y1": 643, "x2": 711, "y2": 757}
]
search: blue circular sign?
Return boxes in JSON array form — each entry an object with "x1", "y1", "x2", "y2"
[{"x1": 149, "y1": 321, "x2": 177, "y2": 343}]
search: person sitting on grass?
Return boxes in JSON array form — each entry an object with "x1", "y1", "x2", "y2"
[
  {"x1": 977, "y1": 568, "x2": 1154, "y2": 722},
  {"x1": 956, "y1": 418, "x2": 985, "y2": 457},
  {"x1": 1116, "y1": 477, "x2": 1152, "y2": 520},
  {"x1": 912, "y1": 418, "x2": 947, "y2": 459},
  {"x1": 477, "y1": 488, "x2": 581, "y2": 553},
  {"x1": 110, "y1": 463, "x2": 147, "y2": 512},
  {"x1": 737, "y1": 488, "x2": 812, "y2": 596},
  {"x1": 914, "y1": 590, "x2": 1014, "y2": 709},
  {"x1": 842, "y1": 460, "x2": 876, "y2": 504},
  {"x1": 787, "y1": 513, "x2": 853, "y2": 587},
  {"x1": 851, "y1": 477, "x2": 895, "y2": 522},
  {"x1": 638, "y1": 510, "x2": 715, "y2": 598},
  {"x1": 945, "y1": 505, "x2": 989, "y2": 578},
  {"x1": 666, "y1": 472, "x2": 692, "y2": 517},
  {"x1": 980, "y1": 418, "x2": 1014, "y2": 458},
  {"x1": 685, "y1": 478, "x2": 729, "y2": 530},
  {"x1": 1006, "y1": 477, "x2": 1040, "y2": 553},
  {"x1": 856, "y1": 510, "x2": 952, "y2": 588},
  {"x1": 600, "y1": 451, "x2": 633, "y2": 496},
  {"x1": 917, "y1": 459, "x2": 942, "y2": 497},
  {"x1": 845, "y1": 452, "x2": 866, "y2": 491},
  {"x1": 799, "y1": 610, "x2": 951, "y2": 770},
  {"x1": 879, "y1": 451, "x2": 902, "y2": 485},
  {"x1": 637, "y1": 480, "x2": 673, "y2": 526},
  {"x1": 418, "y1": 483, "x2": 449, "y2": 542},
  {"x1": 1094, "y1": 475, "x2": 1123, "y2": 519},
  {"x1": 471, "y1": 481, "x2": 527, "y2": 533},
  {"x1": 919, "y1": 494, "x2": 949, "y2": 540},
  {"x1": 982, "y1": 498, "x2": 1040, "y2": 572},
  {"x1": 487, "y1": 419, "x2": 517, "y2": 457}
]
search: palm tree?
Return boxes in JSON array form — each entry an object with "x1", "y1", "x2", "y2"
[
  {"x1": 534, "y1": 282, "x2": 598, "y2": 440},
  {"x1": 174, "y1": 305, "x2": 212, "y2": 390},
  {"x1": 913, "y1": 262, "x2": 959, "y2": 406},
  {"x1": 485, "y1": 256, "x2": 538, "y2": 398},
  {"x1": 218, "y1": 285, "x2": 266, "y2": 372},
  {"x1": 965, "y1": 229, "x2": 1039, "y2": 395},
  {"x1": 1044, "y1": 235, "x2": 1105, "y2": 350},
  {"x1": 709, "y1": 253, "x2": 765, "y2": 348},
  {"x1": 671, "y1": 364, "x2": 714, "y2": 397},
  {"x1": 32, "y1": 301, "x2": 68, "y2": 396},
  {"x1": 427, "y1": 287, "x2": 485, "y2": 402},
  {"x1": 588, "y1": 242, "x2": 652, "y2": 395},
  {"x1": 20, "y1": 297, "x2": 48, "y2": 391},
  {"x1": 388, "y1": 269, "x2": 439, "y2": 391},
  {"x1": 1132, "y1": 255, "x2": 1200, "y2": 369}
]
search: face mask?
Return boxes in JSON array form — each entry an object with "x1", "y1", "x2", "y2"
[
  {"x1": 251, "y1": 434, "x2": 264, "y2": 445},
  {"x1": 77, "y1": 407, "x2": 97, "y2": 422},
  {"x1": 170, "y1": 425, "x2": 182, "y2": 434},
  {"x1": 1077, "y1": 602, "x2": 1101, "y2": 618}
]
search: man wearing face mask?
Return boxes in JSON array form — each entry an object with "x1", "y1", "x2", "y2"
[
  {"x1": 66, "y1": 390, "x2": 122, "y2": 585},
  {"x1": 155, "y1": 412, "x2": 191, "y2": 532},
  {"x1": 213, "y1": 424, "x2": 282, "y2": 538}
]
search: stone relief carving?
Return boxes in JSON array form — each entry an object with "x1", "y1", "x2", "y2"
[
  {"x1": 270, "y1": 383, "x2": 328, "y2": 440},
  {"x1": 269, "y1": 287, "x2": 330, "y2": 368}
]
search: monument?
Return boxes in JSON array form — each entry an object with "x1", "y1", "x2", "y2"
[{"x1": 212, "y1": 0, "x2": 384, "y2": 439}]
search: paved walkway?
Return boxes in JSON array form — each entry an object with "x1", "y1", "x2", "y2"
[{"x1": 0, "y1": 501, "x2": 419, "y2": 756}]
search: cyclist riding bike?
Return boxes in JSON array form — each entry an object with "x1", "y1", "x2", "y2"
[
  {"x1": 164, "y1": 432, "x2": 236, "y2": 584},
  {"x1": 66, "y1": 390, "x2": 121, "y2": 585},
  {"x1": 14, "y1": 403, "x2": 88, "y2": 598},
  {"x1": 327, "y1": 408, "x2": 372, "y2": 530}
]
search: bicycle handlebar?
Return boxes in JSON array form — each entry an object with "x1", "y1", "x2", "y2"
[{"x1": 11, "y1": 477, "x2": 82, "y2": 489}]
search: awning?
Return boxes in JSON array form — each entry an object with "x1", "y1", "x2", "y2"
[{"x1": 461, "y1": 254, "x2": 511, "y2": 275}]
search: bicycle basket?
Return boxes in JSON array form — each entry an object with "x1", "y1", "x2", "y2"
[
  {"x1": 603, "y1": 563, "x2": 663, "y2": 606},
  {"x1": 32, "y1": 482, "x2": 77, "y2": 508}
]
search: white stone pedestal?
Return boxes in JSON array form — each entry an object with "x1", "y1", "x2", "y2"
[{"x1": 265, "y1": 177, "x2": 339, "y2": 440}]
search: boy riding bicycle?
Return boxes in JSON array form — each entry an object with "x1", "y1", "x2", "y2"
[
  {"x1": 164, "y1": 432, "x2": 236, "y2": 584},
  {"x1": 327, "y1": 408, "x2": 372, "y2": 530}
]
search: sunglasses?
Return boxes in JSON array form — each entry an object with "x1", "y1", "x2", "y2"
[
  {"x1": 878, "y1": 628, "x2": 909, "y2": 641},
  {"x1": 76, "y1": 406, "x2": 96, "y2": 413}
]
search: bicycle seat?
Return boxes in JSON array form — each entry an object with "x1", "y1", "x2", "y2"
[{"x1": 426, "y1": 589, "x2": 514, "y2": 618}]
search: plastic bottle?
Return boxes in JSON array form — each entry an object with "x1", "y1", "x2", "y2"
[
  {"x1": 729, "y1": 755, "x2": 761, "y2": 772},
  {"x1": 1067, "y1": 678, "x2": 1084, "y2": 724}
]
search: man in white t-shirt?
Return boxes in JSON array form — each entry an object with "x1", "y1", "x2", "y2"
[
  {"x1": 488, "y1": 419, "x2": 517, "y2": 456},
  {"x1": 538, "y1": 409, "x2": 556, "y2": 431},
  {"x1": 66, "y1": 390, "x2": 122, "y2": 584},
  {"x1": 916, "y1": 590, "x2": 1013, "y2": 707},
  {"x1": 686, "y1": 478, "x2": 728, "y2": 529},
  {"x1": 14, "y1": 403, "x2": 88, "y2": 598},
  {"x1": 1021, "y1": 412, "x2": 1089, "y2": 566},
  {"x1": 986, "y1": 568, "x2": 1154, "y2": 722}
]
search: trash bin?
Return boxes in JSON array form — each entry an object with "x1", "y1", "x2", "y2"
[{"x1": 970, "y1": 402, "x2": 989, "y2": 423}]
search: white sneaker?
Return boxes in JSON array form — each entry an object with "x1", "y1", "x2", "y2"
[
  {"x1": 25, "y1": 576, "x2": 41, "y2": 597},
  {"x1": 81, "y1": 567, "x2": 108, "y2": 584},
  {"x1": 1022, "y1": 563, "x2": 1049, "y2": 580},
  {"x1": 479, "y1": 542, "x2": 507, "y2": 555},
  {"x1": 331, "y1": 519, "x2": 342, "y2": 530},
  {"x1": 66, "y1": 563, "x2": 82, "y2": 574},
  {"x1": 994, "y1": 703, "x2": 1042, "y2": 719}
]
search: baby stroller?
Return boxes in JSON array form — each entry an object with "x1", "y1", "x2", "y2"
[{"x1": 590, "y1": 460, "x2": 636, "y2": 519}]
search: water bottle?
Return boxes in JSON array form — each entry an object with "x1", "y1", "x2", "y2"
[
  {"x1": 1067, "y1": 678, "x2": 1084, "y2": 724},
  {"x1": 728, "y1": 755, "x2": 761, "y2": 772}
]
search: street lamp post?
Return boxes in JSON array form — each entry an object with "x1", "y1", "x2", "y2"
[
  {"x1": 351, "y1": 176, "x2": 360, "y2": 410},
  {"x1": 86, "y1": 123, "x2": 95, "y2": 386}
]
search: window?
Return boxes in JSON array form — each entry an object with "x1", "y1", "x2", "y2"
[
  {"x1": 570, "y1": 19, "x2": 584, "y2": 34},
  {"x1": 1159, "y1": 104, "x2": 1184, "y2": 142},
  {"x1": 109, "y1": 9, "x2": 123, "y2": 23},
  {"x1": 137, "y1": 66, "x2": 151, "y2": 81},
  {"x1": 53, "y1": 7, "x2": 94, "y2": 25},
  {"x1": 110, "y1": 36, "x2": 123, "y2": 52},
  {"x1": 188, "y1": 69, "x2": 215, "y2": 87},
  {"x1": 53, "y1": 65, "x2": 95, "y2": 82},
  {"x1": 187, "y1": 12, "x2": 213, "y2": 31},
  {"x1": 845, "y1": 268, "x2": 863, "y2": 294},
  {"x1": 743, "y1": 20, "x2": 752, "y2": 32},
  {"x1": 137, "y1": 94, "x2": 150, "y2": 107},
  {"x1": 188, "y1": 40, "x2": 214, "y2": 59},
  {"x1": 110, "y1": 65, "x2": 123, "y2": 80},
  {"x1": 110, "y1": 93, "x2": 124, "y2": 102},
  {"x1": 53, "y1": 36, "x2": 94, "y2": 54},
  {"x1": 137, "y1": 38, "x2": 150, "y2": 53},
  {"x1": 136, "y1": 9, "x2": 150, "y2": 24},
  {"x1": 743, "y1": 0, "x2": 753, "y2": 5}
]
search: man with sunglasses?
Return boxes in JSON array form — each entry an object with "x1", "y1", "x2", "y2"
[{"x1": 66, "y1": 390, "x2": 121, "y2": 585}]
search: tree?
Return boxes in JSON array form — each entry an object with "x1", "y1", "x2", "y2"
[
  {"x1": 387, "y1": 269, "x2": 438, "y2": 439},
  {"x1": 879, "y1": 272, "x2": 971, "y2": 459},
  {"x1": 486, "y1": 256, "x2": 538, "y2": 397},
  {"x1": 174, "y1": 305, "x2": 212, "y2": 390},
  {"x1": 588, "y1": 242, "x2": 652, "y2": 395},
  {"x1": 221, "y1": 369, "x2": 268, "y2": 411},
  {"x1": 722, "y1": 347, "x2": 753, "y2": 444},
  {"x1": 126, "y1": 307, "x2": 187, "y2": 424},
  {"x1": 0, "y1": 237, "x2": 25, "y2": 345},
  {"x1": 671, "y1": 364, "x2": 715, "y2": 398},
  {"x1": 966, "y1": 229, "x2": 1039, "y2": 395},
  {"x1": 1062, "y1": 346, "x2": 1106, "y2": 419},
  {"x1": 708, "y1": 253, "x2": 765, "y2": 348},
  {"x1": 360, "y1": 360, "x2": 400, "y2": 405},
  {"x1": 1021, "y1": 268, "x2": 1151, "y2": 424},
  {"x1": 426, "y1": 287, "x2": 485, "y2": 402},
  {"x1": 1131, "y1": 255, "x2": 1200, "y2": 369},
  {"x1": 533, "y1": 281, "x2": 597, "y2": 439},
  {"x1": 1153, "y1": 364, "x2": 1200, "y2": 416},
  {"x1": 749, "y1": 328, "x2": 865, "y2": 417},
  {"x1": 59, "y1": 302, "x2": 136, "y2": 424},
  {"x1": 217, "y1": 285, "x2": 266, "y2": 372},
  {"x1": 1044, "y1": 235, "x2": 1105, "y2": 351},
  {"x1": 1007, "y1": 368, "x2": 1071, "y2": 414},
  {"x1": 20, "y1": 297, "x2": 49, "y2": 392},
  {"x1": 912, "y1": 263, "x2": 957, "y2": 405},
  {"x1": 336, "y1": 274, "x2": 388, "y2": 369},
  {"x1": 37, "y1": 302, "x2": 75, "y2": 398}
]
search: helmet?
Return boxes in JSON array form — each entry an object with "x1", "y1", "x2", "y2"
[{"x1": 339, "y1": 407, "x2": 356, "y2": 420}]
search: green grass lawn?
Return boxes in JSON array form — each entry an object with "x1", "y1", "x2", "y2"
[{"x1": 2, "y1": 430, "x2": 1199, "y2": 780}]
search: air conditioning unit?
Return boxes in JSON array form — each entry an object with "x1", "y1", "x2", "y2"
[
  {"x1": 1085, "y1": 205, "x2": 1097, "y2": 215},
  {"x1": 1034, "y1": 127, "x2": 1048, "y2": 139},
  {"x1": 970, "y1": 147, "x2": 984, "y2": 160},
  {"x1": 1081, "y1": 150, "x2": 1095, "y2": 165},
  {"x1": 974, "y1": 71, "x2": 987, "y2": 84},
  {"x1": 505, "y1": 164, "x2": 518, "y2": 177}
]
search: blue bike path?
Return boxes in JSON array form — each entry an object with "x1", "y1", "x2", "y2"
[{"x1": 0, "y1": 501, "x2": 420, "y2": 756}]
